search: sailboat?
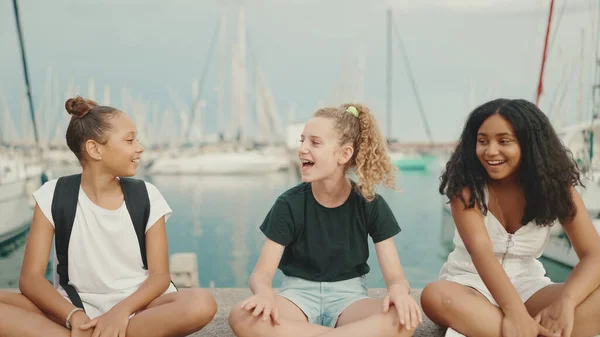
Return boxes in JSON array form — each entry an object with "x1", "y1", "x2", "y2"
[
  {"x1": 384, "y1": 9, "x2": 436, "y2": 172},
  {"x1": 1, "y1": 0, "x2": 45, "y2": 245},
  {"x1": 147, "y1": 6, "x2": 291, "y2": 175},
  {"x1": 533, "y1": 0, "x2": 600, "y2": 267}
]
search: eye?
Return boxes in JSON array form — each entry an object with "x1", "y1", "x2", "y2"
[
  {"x1": 127, "y1": 139, "x2": 134, "y2": 143},
  {"x1": 477, "y1": 139, "x2": 487, "y2": 144},
  {"x1": 299, "y1": 139, "x2": 304, "y2": 143},
  {"x1": 500, "y1": 139, "x2": 511, "y2": 144},
  {"x1": 312, "y1": 141, "x2": 320, "y2": 145}
]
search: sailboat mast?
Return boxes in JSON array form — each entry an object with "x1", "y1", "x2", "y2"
[
  {"x1": 12, "y1": 0, "x2": 39, "y2": 145},
  {"x1": 386, "y1": 9, "x2": 393, "y2": 142},
  {"x1": 535, "y1": 0, "x2": 555, "y2": 106}
]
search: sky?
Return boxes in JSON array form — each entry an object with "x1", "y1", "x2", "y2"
[{"x1": 1, "y1": 0, "x2": 598, "y2": 144}]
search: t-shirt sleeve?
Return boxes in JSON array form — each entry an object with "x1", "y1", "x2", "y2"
[
  {"x1": 368, "y1": 195, "x2": 401, "y2": 243},
  {"x1": 31, "y1": 179, "x2": 59, "y2": 228},
  {"x1": 259, "y1": 197, "x2": 295, "y2": 246},
  {"x1": 144, "y1": 182, "x2": 173, "y2": 233}
]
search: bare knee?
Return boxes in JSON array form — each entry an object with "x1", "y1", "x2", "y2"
[
  {"x1": 229, "y1": 302, "x2": 256, "y2": 335},
  {"x1": 421, "y1": 281, "x2": 457, "y2": 325},
  {"x1": 182, "y1": 289, "x2": 217, "y2": 326},
  {"x1": 375, "y1": 309, "x2": 417, "y2": 337}
]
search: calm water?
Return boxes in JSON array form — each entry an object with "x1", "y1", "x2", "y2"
[{"x1": 0, "y1": 169, "x2": 572, "y2": 289}]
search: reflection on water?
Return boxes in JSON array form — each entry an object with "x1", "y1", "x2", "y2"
[{"x1": 0, "y1": 167, "x2": 570, "y2": 289}]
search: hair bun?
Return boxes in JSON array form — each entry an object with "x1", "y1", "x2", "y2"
[{"x1": 65, "y1": 96, "x2": 98, "y2": 118}]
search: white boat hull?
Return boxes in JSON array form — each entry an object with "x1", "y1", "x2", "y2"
[
  {"x1": 148, "y1": 151, "x2": 291, "y2": 175},
  {"x1": 541, "y1": 219, "x2": 600, "y2": 268}
]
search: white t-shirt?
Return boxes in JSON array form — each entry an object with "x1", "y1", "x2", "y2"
[{"x1": 32, "y1": 178, "x2": 176, "y2": 319}]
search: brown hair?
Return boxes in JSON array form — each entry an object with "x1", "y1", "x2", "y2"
[
  {"x1": 65, "y1": 96, "x2": 121, "y2": 162},
  {"x1": 314, "y1": 103, "x2": 396, "y2": 200}
]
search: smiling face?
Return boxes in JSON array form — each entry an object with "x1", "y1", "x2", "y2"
[
  {"x1": 476, "y1": 113, "x2": 522, "y2": 181},
  {"x1": 297, "y1": 117, "x2": 353, "y2": 182},
  {"x1": 89, "y1": 113, "x2": 144, "y2": 177}
]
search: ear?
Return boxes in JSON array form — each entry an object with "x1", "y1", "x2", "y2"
[
  {"x1": 338, "y1": 144, "x2": 354, "y2": 165},
  {"x1": 84, "y1": 140, "x2": 103, "y2": 161}
]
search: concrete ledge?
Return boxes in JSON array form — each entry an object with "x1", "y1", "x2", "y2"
[
  {"x1": 194, "y1": 288, "x2": 444, "y2": 337},
  {"x1": 1, "y1": 288, "x2": 445, "y2": 337}
]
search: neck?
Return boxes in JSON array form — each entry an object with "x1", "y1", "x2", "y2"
[
  {"x1": 488, "y1": 176, "x2": 520, "y2": 192},
  {"x1": 80, "y1": 165, "x2": 120, "y2": 200},
  {"x1": 311, "y1": 173, "x2": 351, "y2": 207}
]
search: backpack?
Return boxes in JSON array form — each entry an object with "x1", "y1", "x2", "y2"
[{"x1": 51, "y1": 174, "x2": 150, "y2": 310}]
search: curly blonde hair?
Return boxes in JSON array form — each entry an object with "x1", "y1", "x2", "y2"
[{"x1": 314, "y1": 103, "x2": 397, "y2": 201}]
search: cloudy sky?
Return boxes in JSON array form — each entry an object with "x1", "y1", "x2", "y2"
[{"x1": 1, "y1": 0, "x2": 597, "y2": 142}]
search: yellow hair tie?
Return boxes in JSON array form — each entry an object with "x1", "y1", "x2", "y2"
[{"x1": 346, "y1": 106, "x2": 359, "y2": 118}]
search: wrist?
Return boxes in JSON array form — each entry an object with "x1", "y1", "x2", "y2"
[
  {"x1": 69, "y1": 310, "x2": 89, "y2": 328},
  {"x1": 111, "y1": 303, "x2": 133, "y2": 317},
  {"x1": 559, "y1": 294, "x2": 577, "y2": 307},
  {"x1": 388, "y1": 282, "x2": 410, "y2": 294},
  {"x1": 500, "y1": 302, "x2": 528, "y2": 316}
]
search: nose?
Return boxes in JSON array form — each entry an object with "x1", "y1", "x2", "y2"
[
  {"x1": 298, "y1": 141, "x2": 309, "y2": 155},
  {"x1": 136, "y1": 141, "x2": 144, "y2": 153},
  {"x1": 485, "y1": 142, "x2": 499, "y2": 156}
]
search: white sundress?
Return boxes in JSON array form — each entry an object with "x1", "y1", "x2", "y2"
[{"x1": 439, "y1": 187, "x2": 554, "y2": 306}]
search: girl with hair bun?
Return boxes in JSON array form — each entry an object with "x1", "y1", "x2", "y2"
[{"x1": 0, "y1": 96, "x2": 217, "y2": 337}]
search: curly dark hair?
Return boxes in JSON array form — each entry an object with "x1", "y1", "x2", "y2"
[{"x1": 439, "y1": 98, "x2": 582, "y2": 226}]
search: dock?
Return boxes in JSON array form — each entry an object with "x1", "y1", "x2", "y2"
[
  {"x1": 196, "y1": 288, "x2": 444, "y2": 337},
  {"x1": 2, "y1": 287, "x2": 444, "y2": 336}
]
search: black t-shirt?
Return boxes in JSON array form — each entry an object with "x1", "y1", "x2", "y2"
[{"x1": 259, "y1": 182, "x2": 401, "y2": 282}]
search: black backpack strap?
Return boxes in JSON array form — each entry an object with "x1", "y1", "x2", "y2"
[
  {"x1": 51, "y1": 174, "x2": 85, "y2": 310},
  {"x1": 120, "y1": 178, "x2": 150, "y2": 270}
]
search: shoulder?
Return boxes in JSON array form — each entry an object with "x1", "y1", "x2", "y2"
[
  {"x1": 278, "y1": 182, "x2": 311, "y2": 203},
  {"x1": 143, "y1": 181, "x2": 161, "y2": 196},
  {"x1": 32, "y1": 178, "x2": 59, "y2": 201}
]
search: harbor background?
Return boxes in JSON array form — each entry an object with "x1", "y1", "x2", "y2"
[{"x1": 0, "y1": 0, "x2": 594, "y2": 298}]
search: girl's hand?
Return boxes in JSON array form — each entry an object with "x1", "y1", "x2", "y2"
[
  {"x1": 79, "y1": 307, "x2": 130, "y2": 337},
  {"x1": 383, "y1": 283, "x2": 422, "y2": 330},
  {"x1": 534, "y1": 297, "x2": 576, "y2": 337},
  {"x1": 502, "y1": 309, "x2": 558, "y2": 337},
  {"x1": 70, "y1": 311, "x2": 94, "y2": 337},
  {"x1": 240, "y1": 293, "x2": 280, "y2": 326}
]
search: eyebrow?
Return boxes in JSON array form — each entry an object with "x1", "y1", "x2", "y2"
[
  {"x1": 124, "y1": 131, "x2": 137, "y2": 137},
  {"x1": 300, "y1": 134, "x2": 323, "y2": 140},
  {"x1": 477, "y1": 132, "x2": 514, "y2": 137}
]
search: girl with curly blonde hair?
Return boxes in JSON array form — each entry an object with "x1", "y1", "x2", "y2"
[{"x1": 229, "y1": 103, "x2": 421, "y2": 337}]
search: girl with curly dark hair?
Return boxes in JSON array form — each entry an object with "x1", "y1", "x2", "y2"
[{"x1": 420, "y1": 99, "x2": 600, "y2": 337}]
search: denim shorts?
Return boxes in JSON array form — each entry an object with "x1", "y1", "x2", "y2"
[{"x1": 277, "y1": 275, "x2": 371, "y2": 328}]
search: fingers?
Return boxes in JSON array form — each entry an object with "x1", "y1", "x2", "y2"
[
  {"x1": 537, "y1": 323, "x2": 559, "y2": 337},
  {"x1": 80, "y1": 319, "x2": 98, "y2": 330},
  {"x1": 382, "y1": 295, "x2": 390, "y2": 313},
  {"x1": 394, "y1": 301, "x2": 405, "y2": 326},
  {"x1": 410, "y1": 304, "x2": 420, "y2": 329},
  {"x1": 271, "y1": 307, "x2": 280, "y2": 326},
  {"x1": 404, "y1": 302, "x2": 413, "y2": 329},
  {"x1": 243, "y1": 300, "x2": 257, "y2": 311},
  {"x1": 252, "y1": 303, "x2": 265, "y2": 317},
  {"x1": 262, "y1": 307, "x2": 271, "y2": 321}
]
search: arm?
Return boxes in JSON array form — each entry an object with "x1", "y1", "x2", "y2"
[
  {"x1": 557, "y1": 187, "x2": 600, "y2": 305},
  {"x1": 19, "y1": 204, "x2": 91, "y2": 327},
  {"x1": 111, "y1": 216, "x2": 171, "y2": 316},
  {"x1": 375, "y1": 237, "x2": 422, "y2": 329},
  {"x1": 375, "y1": 238, "x2": 410, "y2": 293},
  {"x1": 249, "y1": 238, "x2": 285, "y2": 298},
  {"x1": 450, "y1": 191, "x2": 526, "y2": 316}
]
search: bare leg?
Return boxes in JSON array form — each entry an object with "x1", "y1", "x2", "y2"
[
  {"x1": 0, "y1": 291, "x2": 69, "y2": 337},
  {"x1": 525, "y1": 283, "x2": 600, "y2": 337},
  {"x1": 126, "y1": 288, "x2": 217, "y2": 337},
  {"x1": 228, "y1": 295, "x2": 332, "y2": 337},
  {"x1": 327, "y1": 298, "x2": 416, "y2": 337},
  {"x1": 420, "y1": 280, "x2": 503, "y2": 337}
]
